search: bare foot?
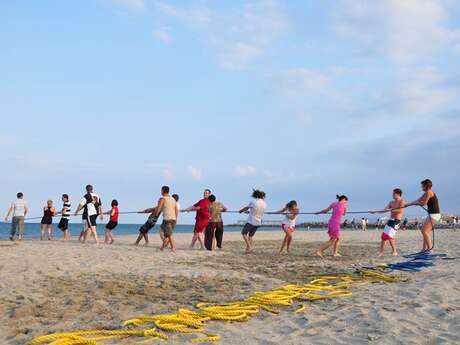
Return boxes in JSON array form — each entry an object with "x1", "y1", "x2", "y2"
[
  {"x1": 316, "y1": 251, "x2": 324, "y2": 258},
  {"x1": 333, "y1": 253, "x2": 342, "y2": 257},
  {"x1": 392, "y1": 252, "x2": 398, "y2": 256},
  {"x1": 378, "y1": 252, "x2": 384, "y2": 257}
]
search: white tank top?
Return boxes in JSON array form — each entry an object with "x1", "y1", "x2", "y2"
[
  {"x1": 161, "y1": 196, "x2": 177, "y2": 221},
  {"x1": 283, "y1": 211, "x2": 297, "y2": 227}
]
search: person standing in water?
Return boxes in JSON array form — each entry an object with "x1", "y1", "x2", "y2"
[
  {"x1": 204, "y1": 195, "x2": 227, "y2": 250},
  {"x1": 405, "y1": 179, "x2": 440, "y2": 252},
  {"x1": 5, "y1": 192, "x2": 28, "y2": 241},
  {"x1": 315, "y1": 195, "x2": 348, "y2": 258},
  {"x1": 371, "y1": 188, "x2": 405, "y2": 256},
  {"x1": 40, "y1": 200, "x2": 56, "y2": 241},
  {"x1": 185, "y1": 189, "x2": 212, "y2": 250}
]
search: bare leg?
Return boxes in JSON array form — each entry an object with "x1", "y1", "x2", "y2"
[
  {"x1": 421, "y1": 218, "x2": 434, "y2": 251},
  {"x1": 190, "y1": 233, "x2": 198, "y2": 249},
  {"x1": 316, "y1": 239, "x2": 334, "y2": 257},
  {"x1": 199, "y1": 233, "x2": 205, "y2": 249},
  {"x1": 104, "y1": 229, "x2": 109, "y2": 244},
  {"x1": 91, "y1": 226, "x2": 99, "y2": 245},
  {"x1": 378, "y1": 240, "x2": 386, "y2": 257},
  {"x1": 169, "y1": 236, "x2": 176, "y2": 252},
  {"x1": 286, "y1": 233, "x2": 293, "y2": 253},
  {"x1": 40, "y1": 224, "x2": 45, "y2": 241},
  {"x1": 333, "y1": 238, "x2": 341, "y2": 256},
  {"x1": 47, "y1": 225, "x2": 52, "y2": 240},
  {"x1": 242, "y1": 234, "x2": 252, "y2": 252},
  {"x1": 212, "y1": 229, "x2": 217, "y2": 250},
  {"x1": 279, "y1": 234, "x2": 288, "y2": 254},
  {"x1": 389, "y1": 239, "x2": 398, "y2": 256}
]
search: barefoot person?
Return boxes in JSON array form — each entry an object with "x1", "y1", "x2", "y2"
[
  {"x1": 274, "y1": 200, "x2": 299, "y2": 254},
  {"x1": 77, "y1": 185, "x2": 103, "y2": 242},
  {"x1": 40, "y1": 200, "x2": 56, "y2": 241},
  {"x1": 57, "y1": 194, "x2": 71, "y2": 241},
  {"x1": 156, "y1": 186, "x2": 178, "y2": 252},
  {"x1": 371, "y1": 188, "x2": 405, "y2": 256},
  {"x1": 75, "y1": 193, "x2": 100, "y2": 244},
  {"x1": 315, "y1": 195, "x2": 348, "y2": 258},
  {"x1": 135, "y1": 206, "x2": 159, "y2": 246},
  {"x1": 204, "y1": 195, "x2": 227, "y2": 251},
  {"x1": 239, "y1": 190, "x2": 267, "y2": 253},
  {"x1": 405, "y1": 179, "x2": 441, "y2": 252},
  {"x1": 104, "y1": 200, "x2": 119, "y2": 244},
  {"x1": 185, "y1": 189, "x2": 212, "y2": 250},
  {"x1": 5, "y1": 192, "x2": 28, "y2": 241}
]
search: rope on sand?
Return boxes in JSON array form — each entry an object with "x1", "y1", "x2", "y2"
[{"x1": 28, "y1": 269, "x2": 407, "y2": 345}]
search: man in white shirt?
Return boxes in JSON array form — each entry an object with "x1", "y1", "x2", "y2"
[{"x1": 5, "y1": 192, "x2": 28, "y2": 241}]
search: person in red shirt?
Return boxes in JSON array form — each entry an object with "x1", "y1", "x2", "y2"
[
  {"x1": 104, "y1": 200, "x2": 119, "y2": 244},
  {"x1": 184, "y1": 189, "x2": 211, "y2": 249}
]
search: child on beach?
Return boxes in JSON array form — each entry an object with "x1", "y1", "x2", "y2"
[
  {"x1": 40, "y1": 200, "x2": 56, "y2": 241},
  {"x1": 239, "y1": 190, "x2": 266, "y2": 253},
  {"x1": 315, "y1": 195, "x2": 348, "y2": 258},
  {"x1": 57, "y1": 194, "x2": 71, "y2": 241},
  {"x1": 371, "y1": 188, "x2": 405, "y2": 256},
  {"x1": 273, "y1": 200, "x2": 299, "y2": 254},
  {"x1": 104, "y1": 200, "x2": 119, "y2": 244}
]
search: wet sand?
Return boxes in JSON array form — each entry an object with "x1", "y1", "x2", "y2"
[{"x1": 1, "y1": 229, "x2": 459, "y2": 344}]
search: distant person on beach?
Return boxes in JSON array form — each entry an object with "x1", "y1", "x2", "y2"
[
  {"x1": 57, "y1": 194, "x2": 71, "y2": 241},
  {"x1": 40, "y1": 199, "x2": 56, "y2": 241},
  {"x1": 371, "y1": 188, "x2": 405, "y2": 256},
  {"x1": 405, "y1": 179, "x2": 441, "y2": 252},
  {"x1": 273, "y1": 200, "x2": 299, "y2": 254},
  {"x1": 239, "y1": 189, "x2": 267, "y2": 253},
  {"x1": 135, "y1": 203, "x2": 159, "y2": 246},
  {"x1": 185, "y1": 189, "x2": 212, "y2": 250},
  {"x1": 144, "y1": 186, "x2": 178, "y2": 252},
  {"x1": 75, "y1": 193, "x2": 100, "y2": 244},
  {"x1": 204, "y1": 195, "x2": 227, "y2": 251},
  {"x1": 104, "y1": 199, "x2": 119, "y2": 244},
  {"x1": 77, "y1": 185, "x2": 103, "y2": 242},
  {"x1": 361, "y1": 217, "x2": 367, "y2": 231},
  {"x1": 5, "y1": 192, "x2": 28, "y2": 241},
  {"x1": 315, "y1": 195, "x2": 348, "y2": 258}
]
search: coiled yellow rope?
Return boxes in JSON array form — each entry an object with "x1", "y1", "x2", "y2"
[{"x1": 28, "y1": 269, "x2": 405, "y2": 344}]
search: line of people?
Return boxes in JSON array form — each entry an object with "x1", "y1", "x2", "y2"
[{"x1": 3, "y1": 179, "x2": 442, "y2": 257}]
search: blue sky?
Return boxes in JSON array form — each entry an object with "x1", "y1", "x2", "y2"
[{"x1": 1, "y1": 0, "x2": 459, "y2": 223}]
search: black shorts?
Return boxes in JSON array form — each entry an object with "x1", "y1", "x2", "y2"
[
  {"x1": 41, "y1": 217, "x2": 52, "y2": 225},
  {"x1": 241, "y1": 223, "x2": 259, "y2": 237},
  {"x1": 87, "y1": 215, "x2": 97, "y2": 227},
  {"x1": 58, "y1": 218, "x2": 69, "y2": 231},
  {"x1": 106, "y1": 221, "x2": 118, "y2": 230}
]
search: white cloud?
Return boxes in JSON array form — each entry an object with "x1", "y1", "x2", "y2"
[
  {"x1": 336, "y1": 0, "x2": 460, "y2": 63},
  {"x1": 155, "y1": 0, "x2": 287, "y2": 69},
  {"x1": 112, "y1": 0, "x2": 145, "y2": 10},
  {"x1": 146, "y1": 163, "x2": 175, "y2": 180},
  {"x1": 152, "y1": 28, "x2": 172, "y2": 44},
  {"x1": 187, "y1": 165, "x2": 202, "y2": 180},
  {"x1": 234, "y1": 166, "x2": 257, "y2": 177}
]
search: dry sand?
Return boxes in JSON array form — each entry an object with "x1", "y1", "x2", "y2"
[{"x1": 1, "y1": 228, "x2": 459, "y2": 345}]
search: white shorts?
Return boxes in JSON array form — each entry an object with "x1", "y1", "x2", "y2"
[{"x1": 429, "y1": 214, "x2": 441, "y2": 222}]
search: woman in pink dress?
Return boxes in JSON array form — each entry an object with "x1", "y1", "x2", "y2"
[
  {"x1": 184, "y1": 189, "x2": 212, "y2": 249},
  {"x1": 315, "y1": 195, "x2": 348, "y2": 258}
]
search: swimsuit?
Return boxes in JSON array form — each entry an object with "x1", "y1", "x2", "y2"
[
  {"x1": 41, "y1": 207, "x2": 53, "y2": 225},
  {"x1": 381, "y1": 219, "x2": 401, "y2": 241}
]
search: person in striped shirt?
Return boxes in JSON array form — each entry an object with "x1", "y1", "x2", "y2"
[{"x1": 57, "y1": 194, "x2": 71, "y2": 241}]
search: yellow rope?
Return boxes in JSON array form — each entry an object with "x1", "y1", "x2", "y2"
[{"x1": 28, "y1": 270, "x2": 404, "y2": 345}]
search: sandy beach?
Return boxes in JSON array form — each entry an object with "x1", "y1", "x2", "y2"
[{"x1": 1, "y1": 229, "x2": 459, "y2": 345}]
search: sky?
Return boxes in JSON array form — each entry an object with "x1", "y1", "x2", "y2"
[{"x1": 1, "y1": 0, "x2": 459, "y2": 224}]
